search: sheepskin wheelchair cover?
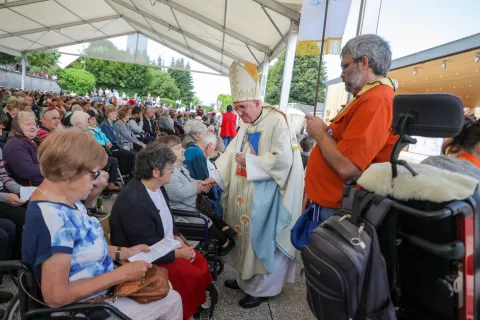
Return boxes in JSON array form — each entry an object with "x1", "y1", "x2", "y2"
[{"x1": 357, "y1": 162, "x2": 479, "y2": 203}]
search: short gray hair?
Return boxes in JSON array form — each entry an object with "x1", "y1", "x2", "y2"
[
  {"x1": 198, "y1": 132, "x2": 217, "y2": 146},
  {"x1": 341, "y1": 34, "x2": 392, "y2": 76},
  {"x1": 184, "y1": 119, "x2": 207, "y2": 135},
  {"x1": 70, "y1": 111, "x2": 89, "y2": 126},
  {"x1": 134, "y1": 143, "x2": 177, "y2": 179}
]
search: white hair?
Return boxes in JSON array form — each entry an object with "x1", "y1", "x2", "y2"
[
  {"x1": 71, "y1": 104, "x2": 83, "y2": 113},
  {"x1": 198, "y1": 132, "x2": 217, "y2": 146},
  {"x1": 70, "y1": 111, "x2": 90, "y2": 126},
  {"x1": 184, "y1": 119, "x2": 207, "y2": 135},
  {"x1": 18, "y1": 111, "x2": 36, "y2": 123}
]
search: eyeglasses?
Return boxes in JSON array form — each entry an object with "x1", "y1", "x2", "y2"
[
  {"x1": 341, "y1": 57, "x2": 363, "y2": 72},
  {"x1": 89, "y1": 170, "x2": 101, "y2": 180}
]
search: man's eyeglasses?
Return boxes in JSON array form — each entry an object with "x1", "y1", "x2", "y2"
[
  {"x1": 89, "y1": 170, "x2": 101, "y2": 180},
  {"x1": 341, "y1": 57, "x2": 363, "y2": 72}
]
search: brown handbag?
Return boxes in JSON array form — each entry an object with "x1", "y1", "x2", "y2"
[{"x1": 114, "y1": 265, "x2": 169, "y2": 304}]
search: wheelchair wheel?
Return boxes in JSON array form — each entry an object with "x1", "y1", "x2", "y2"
[
  {"x1": 102, "y1": 190, "x2": 113, "y2": 199},
  {"x1": 4, "y1": 292, "x2": 19, "y2": 320},
  {"x1": 206, "y1": 256, "x2": 224, "y2": 275}
]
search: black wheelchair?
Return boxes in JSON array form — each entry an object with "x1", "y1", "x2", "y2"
[
  {"x1": 0, "y1": 261, "x2": 129, "y2": 320},
  {"x1": 348, "y1": 93, "x2": 480, "y2": 320},
  {"x1": 172, "y1": 208, "x2": 225, "y2": 281}
]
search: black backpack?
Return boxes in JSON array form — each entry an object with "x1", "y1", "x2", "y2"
[{"x1": 302, "y1": 185, "x2": 396, "y2": 320}]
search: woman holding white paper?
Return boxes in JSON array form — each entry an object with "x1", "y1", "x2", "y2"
[{"x1": 110, "y1": 143, "x2": 213, "y2": 320}]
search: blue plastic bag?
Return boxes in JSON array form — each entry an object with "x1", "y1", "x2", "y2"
[{"x1": 291, "y1": 205, "x2": 321, "y2": 250}]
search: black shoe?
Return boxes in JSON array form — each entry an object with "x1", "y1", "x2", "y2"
[
  {"x1": 0, "y1": 291, "x2": 13, "y2": 303},
  {"x1": 219, "y1": 238, "x2": 235, "y2": 256},
  {"x1": 239, "y1": 294, "x2": 269, "y2": 309},
  {"x1": 0, "y1": 308, "x2": 4, "y2": 319},
  {"x1": 223, "y1": 228, "x2": 237, "y2": 239},
  {"x1": 224, "y1": 279, "x2": 241, "y2": 290},
  {"x1": 87, "y1": 207, "x2": 109, "y2": 218}
]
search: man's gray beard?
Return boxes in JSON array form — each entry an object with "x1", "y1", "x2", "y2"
[{"x1": 344, "y1": 66, "x2": 363, "y2": 94}]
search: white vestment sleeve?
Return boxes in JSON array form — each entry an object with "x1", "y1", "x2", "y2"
[
  {"x1": 211, "y1": 169, "x2": 225, "y2": 191},
  {"x1": 246, "y1": 154, "x2": 274, "y2": 181}
]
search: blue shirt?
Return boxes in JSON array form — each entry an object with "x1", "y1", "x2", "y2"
[
  {"x1": 22, "y1": 201, "x2": 114, "y2": 283},
  {"x1": 183, "y1": 144, "x2": 210, "y2": 181},
  {"x1": 88, "y1": 126, "x2": 110, "y2": 146}
]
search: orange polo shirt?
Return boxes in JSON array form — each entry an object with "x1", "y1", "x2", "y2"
[
  {"x1": 457, "y1": 153, "x2": 480, "y2": 168},
  {"x1": 305, "y1": 84, "x2": 397, "y2": 208}
]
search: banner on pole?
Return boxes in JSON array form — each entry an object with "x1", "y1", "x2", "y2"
[{"x1": 296, "y1": 0, "x2": 352, "y2": 56}]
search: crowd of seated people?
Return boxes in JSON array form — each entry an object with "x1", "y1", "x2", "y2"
[{"x1": 0, "y1": 86, "x2": 243, "y2": 319}]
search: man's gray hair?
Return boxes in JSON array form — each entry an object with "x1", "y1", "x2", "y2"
[
  {"x1": 341, "y1": 34, "x2": 392, "y2": 76},
  {"x1": 184, "y1": 119, "x2": 207, "y2": 135}
]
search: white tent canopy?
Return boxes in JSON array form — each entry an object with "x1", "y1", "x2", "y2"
[{"x1": 0, "y1": 0, "x2": 301, "y2": 75}]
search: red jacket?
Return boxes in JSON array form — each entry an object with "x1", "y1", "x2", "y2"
[{"x1": 220, "y1": 111, "x2": 237, "y2": 138}]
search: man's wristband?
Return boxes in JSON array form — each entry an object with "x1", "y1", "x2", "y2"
[{"x1": 116, "y1": 247, "x2": 121, "y2": 261}]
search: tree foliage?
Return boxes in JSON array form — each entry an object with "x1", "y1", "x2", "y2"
[
  {"x1": 0, "y1": 53, "x2": 18, "y2": 65},
  {"x1": 71, "y1": 58, "x2": 153, "y2": 95},
  {"x1": 26, "y1": 51, "x2": 60, "y2": 68},
  {"x1": 168, "y1": 58, "x2": 195, "y2": 104},
  {"x1": 265, "y1": 52, "x2": 327, "y2": 106},
  {"x1": 216, "y1": 94, "x2": 233, "y2": 109},
  {"x1": 148, "y1": 69, "x2": 180, "y2": 100},
  {"x1": 56, "y1": 69, "x2": 96, "y2": 96}
]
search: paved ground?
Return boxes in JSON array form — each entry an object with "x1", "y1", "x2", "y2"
[{"x1": 0, "y1": 194, "x2": 316, "y2": 320}]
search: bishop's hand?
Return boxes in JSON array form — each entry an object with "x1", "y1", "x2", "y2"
[{"x1": 235, "y1": 152, "x2": 246, "y2": 167}]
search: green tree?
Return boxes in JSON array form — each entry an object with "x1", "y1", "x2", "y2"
[
  {"x1": 0, "y1": 53, "x2": 18, "y2": 65},
  {"x1": 71, "y1": 58, "x2": 152, "y2": 95},
  {"x1": 26, "y1": 51, "x2": 60, "y2": 68},
  {"x1": 216, "y1": 94, "x2": 233, "y2": 109},
  {"x1": 265, "y1": 52, "x2": 327, "y2": 106},
  {"x1": 56, "y1": 69, "x2": 96, "y2": 95},
  {"x1": 157, "y1": 56, "x2": 163, "y2": 67},
  {"x1": 148, "y1": 69, "x2": 180, "y2": 100},
  {"x1": 192, "y1": 95, "x2": 200, "y2": 105},
  {"x1": 168, "y1": 61, "x2": 195, "y2": 104}
]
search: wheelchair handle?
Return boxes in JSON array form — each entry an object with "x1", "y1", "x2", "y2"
[{"x1": 392, "y1": 200, "x2": 473, "y2": 220}]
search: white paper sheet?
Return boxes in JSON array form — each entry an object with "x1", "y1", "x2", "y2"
[
  {"x1": 20, "y1": 186, "x2": 37, "y2": 201},
  {"x1": 128, "y1": 238, "x2": 181, "y2": 263}
]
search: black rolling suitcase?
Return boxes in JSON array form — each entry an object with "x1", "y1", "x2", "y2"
[{"x1": 302, "y1": 187, "x2": 396, "y2": 320}]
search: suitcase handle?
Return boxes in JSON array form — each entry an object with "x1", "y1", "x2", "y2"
[{"x1": 322, "y1": 217, "x2": 366, "y2": 249}]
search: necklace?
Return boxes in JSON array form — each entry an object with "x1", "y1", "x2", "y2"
[{"x1": 36, "y1": 187, "x2": 71, "y2": 206}]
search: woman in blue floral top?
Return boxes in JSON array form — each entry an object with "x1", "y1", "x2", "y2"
[{"x1": 22, "y1": 129, "x2": 182, "y2": 320}]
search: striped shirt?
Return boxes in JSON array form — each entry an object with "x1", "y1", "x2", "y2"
[{"x1": 0, "y1": 148, "x2": 21, "y2": 202}]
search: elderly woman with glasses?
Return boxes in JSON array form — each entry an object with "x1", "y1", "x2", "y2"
[
  {"x1": 110, "y1": 144, "x2": 213, "y2": 320},
  {"x1": 22, "y1": 130, "x2": 182, "y2": 320}
]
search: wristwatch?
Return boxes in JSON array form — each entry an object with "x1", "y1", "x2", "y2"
[{"x1": 116, "y1": 246, "x2": 121, "y2": 261}]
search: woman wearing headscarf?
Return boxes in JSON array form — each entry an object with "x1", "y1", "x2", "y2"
[{"x1": 4, "y1": 111, "x2": 43, "y2": 186}]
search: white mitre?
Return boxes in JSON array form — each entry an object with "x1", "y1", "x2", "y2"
[{"x1": 229, "y1": 61, "x2": 261, "y2": 103}]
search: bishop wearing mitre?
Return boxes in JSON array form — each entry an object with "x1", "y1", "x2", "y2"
[{"x1": 207, "y1": 61, "x2": 304, "y2": 308}]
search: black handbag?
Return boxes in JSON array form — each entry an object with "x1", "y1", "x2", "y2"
[{"x1": 196, "y1": 194, "x2": 215, "y2": 218}]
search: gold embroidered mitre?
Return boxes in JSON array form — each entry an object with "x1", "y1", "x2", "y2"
[{"x1": 229, "y1": 61, "x2": 261, "y2": 103}]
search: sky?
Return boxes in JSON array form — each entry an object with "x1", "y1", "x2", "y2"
[{"x1": 58, "y1": 0, "x2": 480, "y2": 105}]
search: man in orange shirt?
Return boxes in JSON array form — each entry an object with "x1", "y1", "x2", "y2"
[{"x1": 305, "y1": 34, "x2": 398, "y2": 220}]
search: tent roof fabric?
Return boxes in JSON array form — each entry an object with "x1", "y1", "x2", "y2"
[{"x1": 0, "y1": 0, "x2": 300, "y2": 75}]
